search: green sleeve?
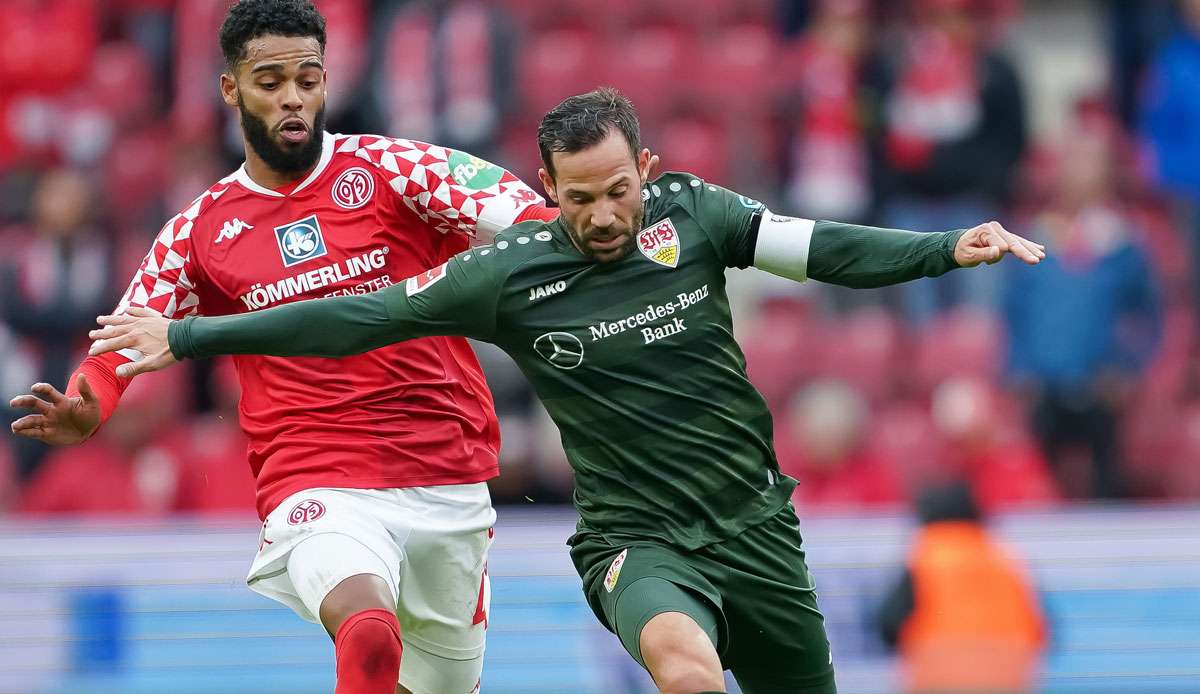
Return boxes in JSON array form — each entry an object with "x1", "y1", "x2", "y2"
[
  {"x1": 806, "y1": 221, "x2": 966, "y2": 289},
  {"x1": 169, "y1": 250, "x2": 503, "y2": 360},
  {"x1": 660, "y1": 173, "x2": 763, "y2": 268}
]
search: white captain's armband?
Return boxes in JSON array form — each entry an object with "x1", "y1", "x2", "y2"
[{"x1": 751, "y1": 211, "x2": 816, "y2": 282}]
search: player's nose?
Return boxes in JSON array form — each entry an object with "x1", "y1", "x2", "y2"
[
  {"x1": 280, "y1": 81, "x2": 304, "y2": 111},
  {"x1": 590, "y1": 204, "x2": 615, "y2": 230}
]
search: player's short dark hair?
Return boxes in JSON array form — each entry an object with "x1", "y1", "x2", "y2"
[
  {"x1": 537, "y1": 87, "x2": 641, "y2": 179},
  {"x1": 219, "y1": 0, "x2": 327, "y2": 71}
]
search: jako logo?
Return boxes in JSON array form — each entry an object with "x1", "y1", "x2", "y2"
[
  {"x1": 528, "y1": 280, "x2": 567, "y2": 301},
  {"x1": 274, "y1": 215, "x2": 328, "y2": 267},
  {"x1": 533, "y1": 332, "x2": 584, "y2": 370},
  {"x1": 287, "y1": 499, "x2": 326, "y2": 525}
]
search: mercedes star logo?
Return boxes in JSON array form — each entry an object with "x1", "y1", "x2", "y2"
[{"x1": 533, "y1": 332, "x2": 585, "y2": 370}]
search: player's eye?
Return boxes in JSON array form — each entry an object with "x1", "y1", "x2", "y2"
[
  {"x1": 610, "y1": 188, "x2": 627, "y2": 198},
  {"x1": 259, "y1": 82, "x2": 279, "y2": 90}
]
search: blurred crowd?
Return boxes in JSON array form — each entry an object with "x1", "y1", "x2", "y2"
[{"x1": 1, "y1": 0, "x2": 1199, "y2": 516}]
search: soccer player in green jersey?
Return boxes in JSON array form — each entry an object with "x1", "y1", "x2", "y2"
[{"x1": 88, "y1": 88, "x2": 1043, "y2": 694}]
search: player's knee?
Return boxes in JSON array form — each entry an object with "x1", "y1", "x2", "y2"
[
  {"x1": 335, "y1": 609, "x2": 402, "y2": 683},
  {"x1": 651, "y1": 656, "x2": 725, "y2": 694},
  {"x1": 319, "y1": 573, "x2": 396, "y2": 637},
  {"x1": 640, "y1": 612, "x2": 724, "y2": 694}
]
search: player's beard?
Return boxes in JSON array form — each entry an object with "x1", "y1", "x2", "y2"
[
  {"x1": 239, "y1": 98, "x2": 326, "y2": 177},
  {"x1": 570, "y1": 202, "x2": 644, "y2": 263}
]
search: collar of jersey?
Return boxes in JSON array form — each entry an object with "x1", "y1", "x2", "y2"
[{"x1": 230, "y1": 131, "x2": 336, "y2": 198}]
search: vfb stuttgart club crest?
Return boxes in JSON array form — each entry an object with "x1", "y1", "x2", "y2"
[
  {"x1": 287, "y1": 499, "x2": 326, "y2": 525},
  {"x1": 274, "y1": 214, "x2": 328, "y2": 267},
  {"x1": 638, "y1": 218, "x2": 680, "y2": 268}
]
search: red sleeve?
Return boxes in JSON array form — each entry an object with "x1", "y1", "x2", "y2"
[
  {"x1": 67, "y1": 198, "x2": 208, "y2": 425},
  {"x1": 65, "y1": 353, "x2": 132, "y2": 425},
  {"x1": 515, "y1": 203, "x2": 558, "y2": 224}
]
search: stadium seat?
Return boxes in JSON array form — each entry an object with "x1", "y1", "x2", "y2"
[
  {"x1": 1166, "y1": 403, "x2": 1200, "y2": 498},
  {"x1": 1136, "y1": 307, "x2": 1194, "y2": 402},
  {"x1": 87, "y1": 42, "x2": 154, "y2": 126},
  {"x1": 818, "y1": 307, "x2": 905, "y2": 404},
  {"x1": 870, "y1": 401, "x2": 943, "y2": 485},
  {"x1": 651, "y1": 111, "x2": 731, "y2": 183},
  {"x1": 519, "y1": 28, "x2": 606, "y2": 114},
  {"x1": 913, "y1": 309, "x2": 1005, "y2": 395},
  {"x1": 695, "y1": 22, "x2": 781, "y2": 116},
  {"x1": 742, "y1": 298, "x2": 822, "y2": 412},
  {"x1": 604, "y1": 25, "x2": 697, "y2": 120}
]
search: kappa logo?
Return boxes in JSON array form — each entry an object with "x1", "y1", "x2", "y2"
[
  {"x1": 332, "y1": 167, "x2": 375, "y2": 209},
  {"x1": 528, "y1": 280, "x2": 567, "y2": 302},
  {"x1": 604, "y1": 549, "x2": 628, "y2": 593},
  {"x1": 274, "y1": 215, "x2": 328, "y2": 267},
  {"x1": 637, "y1": 219, "x2": 680, "y2": 268},
  {"x1": 406, "y1": 263, "x2": 448, "y2": 296},
  {"x1": 533, "y1": 331, "x2": 584, "y2": 370},
  {"x1": 216, "y1": 218, "x2": 253, "y2": 245},
  {"x1": 287, "y1": 499, "x2": 326, "y2": 525}
]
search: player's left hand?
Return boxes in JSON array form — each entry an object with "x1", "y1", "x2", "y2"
[
  {"x1": 88, "y1": 307, "x2": 178, "y2": 378},
  {"x1": 954, "y1": 221, "x2": 1045, "y2": 267}
]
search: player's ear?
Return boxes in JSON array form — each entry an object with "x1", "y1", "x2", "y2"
[
  {"x1": 537, "y1": 167, "x2": 559, "y2": 204},
  {"x1": 220, "y1": 72, "x2": 239, "y2": 107},
  {"x1": 638, "y1": 148, "x2": 654, "y2": 183}
]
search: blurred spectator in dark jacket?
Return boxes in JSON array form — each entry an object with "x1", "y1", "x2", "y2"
[
  {"x1": 866, "y1": 0, "x2": 1026, "y2": 323},
  {"x1": 777, "y1": 379, "x2": 904, "y2": 509},
  {"x1": 1004, "y1": 103, "x2": 1162, "y2": 499},
  {"x1": 1139, "y1": 0, "x2": 1200, "y2": 308},
  {"x1": 877, "y1": 482, "x2": 1046, "y2": 693},
  {"x1": 1, "y1": 169, "x2": 116, "y2": 481}
]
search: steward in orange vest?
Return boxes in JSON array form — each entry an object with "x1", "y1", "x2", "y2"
[{"x1": 878, "y1": 483, "x2": 1047, "y2": 693}]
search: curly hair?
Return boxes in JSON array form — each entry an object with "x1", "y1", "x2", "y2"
[{"x1": 218, "y1": 0, "x2": 327, "y2": 71}]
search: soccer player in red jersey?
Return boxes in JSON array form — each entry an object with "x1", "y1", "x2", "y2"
[{"x1": 9, "y1": 1, "x2": 560, "y2": 691}]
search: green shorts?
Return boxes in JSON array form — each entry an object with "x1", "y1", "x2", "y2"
[{"x1": 569, "y1": 503, "x2": 836, "y2": 694}]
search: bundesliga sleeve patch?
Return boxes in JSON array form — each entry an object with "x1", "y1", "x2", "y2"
[
  {"x1": 604, "y1": 548, "x2": 629, "y2": 593},
  {"x1": 406, "y1": 262, "x2": 448, "y2": 296}
]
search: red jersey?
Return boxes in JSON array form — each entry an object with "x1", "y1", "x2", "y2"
[{"x1": 74, "y1": 133, "x2": 553, "y2": 518}]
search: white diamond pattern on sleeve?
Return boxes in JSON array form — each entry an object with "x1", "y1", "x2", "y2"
[
  {"x1": 352, "y1": 135, "x2": 544, "y2": 240},
  {"x1": 115, "y1": 186, "x2": 221, "y2": 319}
]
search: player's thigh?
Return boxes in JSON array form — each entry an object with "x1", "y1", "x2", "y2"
[
  {"x1": 247, "y1": 489, "x2": 402, "y2": 625},
  {"x1": 710, "y1": 506, "x2": 836, "y2": 692},
  {"x1": 569, "y1": 533, "x2": 725, "y2": 669},
  {"x1": 389, "y1": 483, "x2": 495, "y2": 662}
]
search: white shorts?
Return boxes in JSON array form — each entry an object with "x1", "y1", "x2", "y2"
[{"x1": 248, "y1": 483, "x2": 496, "y2": 694}]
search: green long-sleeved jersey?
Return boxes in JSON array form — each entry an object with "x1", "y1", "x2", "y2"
[{"x1": 170, "y1": 173, "x2": 963, "y2": 549}]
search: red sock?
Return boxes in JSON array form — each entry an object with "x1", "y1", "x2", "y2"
[{"x1": 334, "y1": 608, "x2": 402, "y2": 694}]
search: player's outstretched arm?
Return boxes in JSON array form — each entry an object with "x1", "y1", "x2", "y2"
[
  {"x1": 753, "y1": 216, "x2": 1044, "y2": 289},
  {"x1": 89, "y1": 254, "x2": 495, "y2": 376},
  {"x1": 89, "y1": 290, "x2": 399, "y2": 377},
  {"x1": 9, "y1": 374, "x2": 102, "y2": 444}
]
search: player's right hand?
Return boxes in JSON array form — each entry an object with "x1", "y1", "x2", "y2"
[
  {"x1": 88, "y1": 307, "x2": 178, "y2": 378},
  {"x1": 9, "y1": 374, "x2": 101, "y2": 445}
]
